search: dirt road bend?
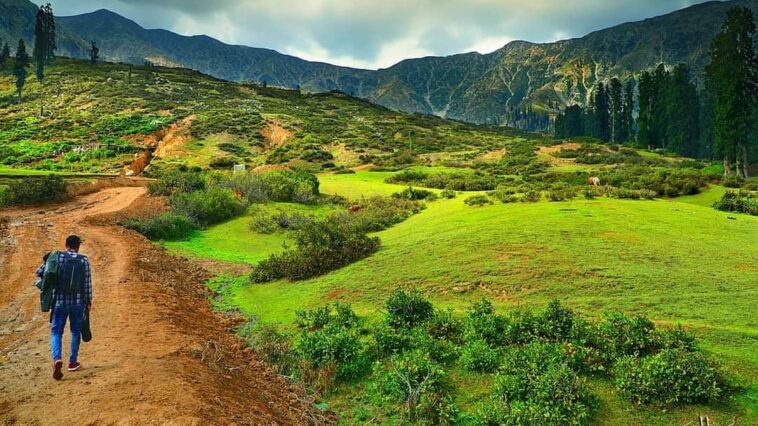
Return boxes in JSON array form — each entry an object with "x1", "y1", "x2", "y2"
[{"x1": 0, "y1": 187, "x2": 324, "y2": 425}]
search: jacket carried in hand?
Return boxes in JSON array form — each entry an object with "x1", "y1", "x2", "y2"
[{"x1": 38, "y1": 250, "x2": 61, "y2": 312}]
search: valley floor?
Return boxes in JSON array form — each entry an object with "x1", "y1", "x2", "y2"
[
  {"x1": 167, "y1": 177, "x2": 758, "y2": 425},
  {"x1": 0, "y1": 187, "x2": 324, "y2": 425}
]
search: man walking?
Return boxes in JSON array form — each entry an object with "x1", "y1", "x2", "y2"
[{"x1": 50, "y1": 235, "x2": 92, "y2": 380}]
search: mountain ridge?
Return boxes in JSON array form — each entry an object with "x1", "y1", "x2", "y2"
[{"x1": 1, "y1": 0, "x2": 756, "y2": 125}]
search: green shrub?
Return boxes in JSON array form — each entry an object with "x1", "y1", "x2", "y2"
[
  {"x1": 294, "y1": 303, "x2": 370, "y2": 382},
  {"x1": 613, "y1": 349, "x2": 725, "y2": 405},
  {"x1": 0, "y1": 175, "x2": 66, "y2": 206},
  {"x1": 477, "y1": 343, "x2": 595, "y2": 426},
  {"x1": 385, "y1": 288, "x2": 435, "y2": 329},
  {"x1": 217, "y1": 169, "x2": 319, "y2": 204},
  {"x1": 464, "y1": 194, "x2": 492, "y2": 207},
  {"x1": 239, "y1": 322, "x2": 296, "y2": 375},
  {"x1": 250, "y1": 216, "x2": 380, "y2": 282},
  {"x1": 297, "y1": 322, "x2": 371, "y2": 381},
  {"x1": 464, "y1": 299, "x2": 508, "y2": 347},
  {"x1": 547, "y1": 183, "x2": 578, "y2": 202},
  {"x1": 460, "y1": 339, "x2": 501, "y2": 372},
  {"x1": 170, "y1": 187, "x2": 247, "y2": 226},
  {"x1": 597, "y1": 313, "x2": 659, "y2": 360},
  {"x1": 334, "y1": 168, "x2": 356, "y2": 174},
  {"x1": 295, "y1": 303, "x2": 359, "y2": 331},
  {"x1": 713, "y1": 190, "x2": 758, "y2": 215},
  {"x1": 250, "y1": 211, "x2": 314, "y2": 234},
  {"x1": 249, "y1": 213, "x2": 278, "y2": 234},
  {"x1": 209, "y1": 156, "x2": 237, "y2": 169},
  {"x1": 123, "y1": 213, "x2": 196, "y2": 240},
  {"x1": 147, "y1": 170, "x2": 206, "y2": 196},
  {"x1": 373, "y1": 324, "x2": 458, "y2": 363},
  {"x1": 386, "y1": 169, "x2": 428, "y2": 184},
  {"x1": 426, "y1": 309, "x2": 463, "y2": 343},
  {"x1": 341, "y1": 196, "x2": 424, "y2": 232},
  {"x1": 521, "y1": 189, "x2": 541, "y2": 202},
  {"x1": 440, "y1": 189, "x2": 457, "y2": 199},
  {"x1": 393, "y1": 186, "x2": 438, "y2": 201},
  {"x1": 537, "y1": 299, "x2": 574, "y2": 342},
  {"x1": 372, "y1": 350, "x2": 458, "y2": 424}
]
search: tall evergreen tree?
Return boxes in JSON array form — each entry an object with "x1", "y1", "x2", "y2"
[
  {"x1": 622, "y1": 79, "x2": 635, "y2": 142},
  {"x1": 593, "y1": 82, "x2": 611, "y2": 142},
  {"x1": 0, "y1": 42, "x2": 9, "y2": 68},
  {"x1": 90, "y1": 41, "x2": 100, "y2": 66},
  {"x1": 44, "y1": 3, "x2": 56, "y2": 64},
  {"x1": 609, "y1": 78, "x2": 623, "y2": 143},
  {"x1": 650, "y1": 64, "x2": 669, "y2": 149},
  {"x1": 554, "y1": 105, "x2": 585, "y2": 139},
  {"x1": 32, "y1": 3, "x2": 55, "y2": 81},
  {"x1": 706, "y1": 7, "x2": 757, "y2": 178},
  {"x1": 637, "y1": 71, "x2": 653, "y2": 149},
  {"x1": 12, "y1": 39, "x2": 30, "y2": 101},
  {"x1": 665, "y1": 64, "x2": 700, "y2": 157},
  {"x1": 33, "y1": 6, "x2": 47, "y2": 82}
]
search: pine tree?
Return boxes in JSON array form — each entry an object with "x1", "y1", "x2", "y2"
[
  {"x1": 650, "y1": 64, "x2": 669, "y2": 149},
  {"x1": 12, "y1": 39, "x2": 31, "y2": 101},
  {"x1": 90, "y1": 41, "x2": 99, "y2": 66},
  {"x1": 554, "y1": 105, "x2": 585, "y2": 138},
  {"x1": 32, "y1": 3, "x2": 55, "y2": 81},
  {"x1": 637, "y1": 71, "x2": 653, "y2": 149},
  {"x1": 666, "y1": 64, "x2": 700, "y2": 157},
  {"x1": 622, "y1": 79, "x2": 635, "y2": 142},
  {"x1": 44, "y1": 3, "x2": 56, "y2": 64},
  {"x1": 592, "y1": 82, "x2": 611, "y2": 142},
  {"x1": 706, "y1": 7, "x2": 757, "y2": 178},
  {"x1": 609, "y1": 78, "x2": 623, "y2": 143},
  {"x1": 33, "y1": 5, "x2": 47, "y2": 81},
  {"x1": 0, "y1": 42, "x2": 9, "y2": 68}
]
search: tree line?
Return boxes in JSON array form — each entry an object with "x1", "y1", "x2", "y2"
[{"x1": 554, "y1": 7, "x2": 756, "y2": 177}]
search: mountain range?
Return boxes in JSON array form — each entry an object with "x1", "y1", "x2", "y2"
[{"x1": 1, "y1": 0, "x2": 757, "y2": 125}]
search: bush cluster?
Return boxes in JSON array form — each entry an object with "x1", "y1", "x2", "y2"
[
  {"x1": 713, "y1": 190, "x2": 758, "y2": 215},
  {"x1": 249, "y1": 211, "x2": 313, "y2": 234},
  {"x1": 250, "y1": 216, "x2": 380, "y2": 282},
  {"x1": 0, "y1": 175, "x2": 66, "y2": 206},
  {"x1": 236, "y1": 294, "x2": 728, "y2": 424},
  {"x1": 387, "y1": 170, "x2": 498, "y2": 191},
  {"x1": 392, "y1": 186, "x2": 438, "y2": 201},
  {"x1": 123, "y1": 213, "x2": 196, "y2": 240},
  {"x1": 170, "y1": 187, "x2": 247, "y2": 227},
  {"x1": 464, "y1": 194, "x2": 493, "y2": 207}
]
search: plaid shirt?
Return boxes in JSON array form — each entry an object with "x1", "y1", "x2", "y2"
[{"x1": 37, "y1": 250, "x2": 93, "y2": 307}]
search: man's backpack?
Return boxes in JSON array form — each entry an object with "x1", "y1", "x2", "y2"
[{"x1": 56, "y1": 252, "x2": 87, "y2": 296}]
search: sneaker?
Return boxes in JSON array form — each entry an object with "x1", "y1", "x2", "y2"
[
  {"x1": 67, "y1": 362, "x2": 81, "y2": 372},
  {"x1": 53, "y1": 360, "x2": 63, "y2": 380}
]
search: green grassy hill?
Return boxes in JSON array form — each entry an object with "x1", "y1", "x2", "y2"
[
  {"x1": 0, "y1": 59, "x2": 530, "y2": 174},
  {"x1": 173, "y1": 176, "x2": 757, "y2": 425}
]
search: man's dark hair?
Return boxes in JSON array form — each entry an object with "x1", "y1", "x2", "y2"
[{"x1": 65, "y1": 235, "x2": 82, "y2": 250}]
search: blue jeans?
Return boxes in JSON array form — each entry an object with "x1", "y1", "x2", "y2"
[{"x1": 50, "y1": 304, "x2": 84, "y2": 363}]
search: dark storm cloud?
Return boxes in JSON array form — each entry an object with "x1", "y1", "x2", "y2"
[{"x1": 44, "y1": 0, "x2": 709, "y2": 69}]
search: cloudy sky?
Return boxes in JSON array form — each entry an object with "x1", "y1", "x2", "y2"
[{"x1": 43, "y1": 0, "x2": 710, "y2": 70}]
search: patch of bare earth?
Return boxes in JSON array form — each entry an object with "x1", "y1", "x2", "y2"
[
  {"x1": 0, "y1": 188, "x2": 328, "y2": 425},
  {"x1": 539, "y1": 142, "x2": 583, "y2": 167},
  {"x1": 262, "y1": 122, "x2": 294, "y2": 149}
]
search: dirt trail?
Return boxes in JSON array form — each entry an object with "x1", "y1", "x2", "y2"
[{"x1": 0, "y1": 188, "x2": 324, "y2": 425}]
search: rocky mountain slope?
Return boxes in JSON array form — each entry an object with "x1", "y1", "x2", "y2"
[{"x1": 1, "y1": 0, "x2": 756, "y2": 124}]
